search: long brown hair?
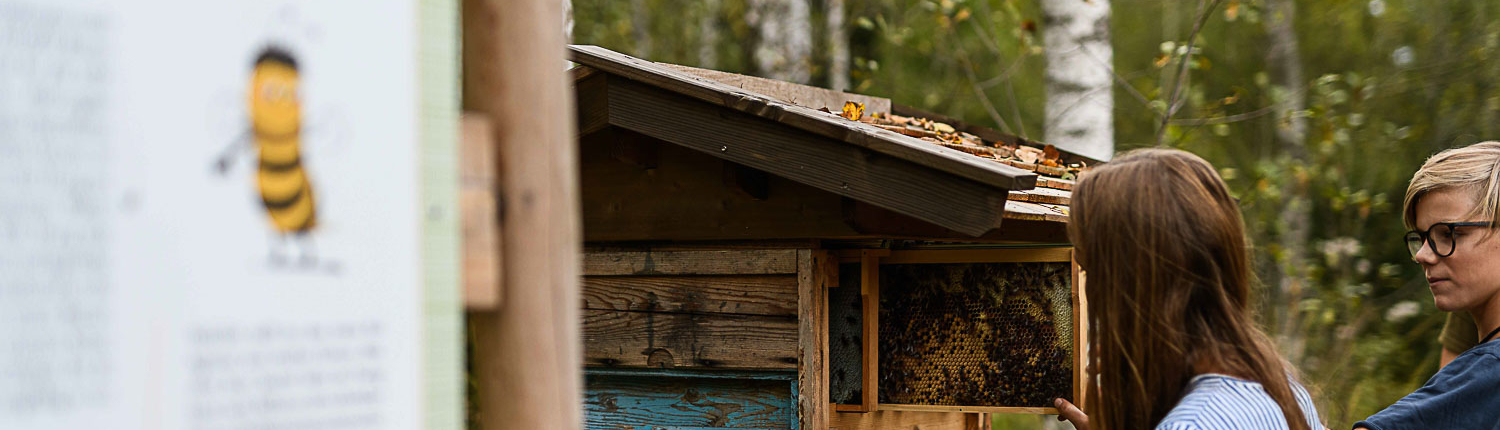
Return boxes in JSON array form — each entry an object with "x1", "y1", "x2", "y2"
[{"x1": 1067, "y1": 148, "x2": 1310, "y2": 430}]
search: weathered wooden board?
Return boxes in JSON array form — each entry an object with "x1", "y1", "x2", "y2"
[
  {"x1": 580, "y1": 134, "x2": 863, "y2": 241},
  {"x1": 797, "y1": 250, "x2": 834, "y2": 430},
  {"x1": 569, "y1": 45, "x2": 1036, "y2": 192},
  {"x1": 582, "y1": 275, "x2": 799, "y2": 317},
  {"x1": 661, "y1": 63, "x2": 892, "y2": 115},
  {"x1": 602, "y1": 76, "x2": 1013, "y2": 237},
  {"x1": 584, "y1": 250, "x2": 800, "y2": 276},
  {"x1": 584, "y1": 310, "x2": 798, "y2": 370},
  {"x1": 1007, "y1": 187, "x2": 1071, "y2": 206},
  {"x1": 584, "y1": 370, "x2": 795, "y2": 429},
  {"x1": 828, "y1": 410, "x2": 985, "y2": 430},
  {"x1": 461, "y1": 113, "x2": 501, "y2": 310}
]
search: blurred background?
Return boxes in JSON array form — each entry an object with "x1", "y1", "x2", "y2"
[{"x1": 565, "y1": 0, "x2": 1491, "y2": 427}]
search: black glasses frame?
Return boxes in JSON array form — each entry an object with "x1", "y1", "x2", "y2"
[{"x1": 1405, "y1": 221, "x2": 1495, "y2": 258}]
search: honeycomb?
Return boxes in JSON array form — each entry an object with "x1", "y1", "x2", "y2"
[
  {"x1": 828, "y1": 263, "x2": 865, "y2": 404},
  {"x1": 877, "y1": 262, "x2": 1073, "y2": 407}
]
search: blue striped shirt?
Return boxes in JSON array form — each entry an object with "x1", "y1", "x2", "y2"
[{"x1": 1155, "y1": 374, "x2": 1322, "y2": 430}]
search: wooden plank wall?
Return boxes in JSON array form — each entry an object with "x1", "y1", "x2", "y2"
[
  {"x1": 581, "y1": 249, "x2": 802, "y2": 370},
  {"x1": 582, "y1": 247, "x2": 817, "y2": 429}
]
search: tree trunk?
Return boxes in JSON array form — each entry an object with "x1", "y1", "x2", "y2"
[
  {"x1": 698, "y1": 0, "x2": 720, "y2": 68},
  {"x1": 1042, "y1": 0, "x2": 1114, "y2": 161},
  {"x1": 746, "y1": 0, "x2": 813, "y2": 84},
  {"x1": 1038, "y1": 1, "x2": 1111, "y2": 428},
  {"x1": 1265, "y1": 0, "x2": 1309, "y2": 363},
  {"x1": 563, "y1": 0, "x2": 573, "y2": 44},
  {"x1": 632, "y1": 0, "x2": 652, "y2": 58},
  {"x1": 826, "y1": 0, "x2": 849, "y2": 91}
]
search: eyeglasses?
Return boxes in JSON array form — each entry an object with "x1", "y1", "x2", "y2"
[{"x1": 1404, "y1": 222, "x2": 1494, "y2": 258}]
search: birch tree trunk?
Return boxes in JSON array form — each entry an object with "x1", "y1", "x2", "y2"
[
  {"x1": 563, "y1": 0, "x2": 573, "y2": 44},
  {"x1": 698, "y1": 0, "x2": 720, "y2": 69},
  {"x1": 1265, "y1": 0, "x2": 1309, "y2": 363},
  {"x1": 632, "y1": 0, "x2": 652, "y2": 58},
  {"x1": 746, "y1": 0, "x2": 813, "y2": 84},
  {"x1": 1042, "y1": 0, "x2": 1114, "y2": 161},
  {"x1": 826, "y1": 0, "x2": 849, "y2": 91}
]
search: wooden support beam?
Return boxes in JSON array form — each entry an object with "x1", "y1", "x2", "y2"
[
  {"x1": 463, "y1": 0, "x2": 582, "y2": 428},
  {"x1": 859, "y1": 250, "x2": 880, "y2": 412},
  {"x1": 461, "y1": 113, "x2": 501, "y2": 311},
  {"x1": 799, "y1": 250, "x2": 835, "y2": 429}
]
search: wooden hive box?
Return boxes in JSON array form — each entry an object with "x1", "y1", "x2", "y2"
[{"x1": 566, "y1": 45, "x2": 1088, "y2": 430}]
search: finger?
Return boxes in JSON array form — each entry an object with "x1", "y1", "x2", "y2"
[{"x1": 1054, "y1": 398, "x2": 1088, "y2": 425}]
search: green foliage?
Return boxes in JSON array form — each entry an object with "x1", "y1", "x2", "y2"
[{"x1": 571, "y1": 0, "x2": 1500, "y2": 427}]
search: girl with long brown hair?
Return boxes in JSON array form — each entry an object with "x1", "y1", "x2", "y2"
[{"x1": 1054, "y1": 148, "x2": 1321, "y2": 430}]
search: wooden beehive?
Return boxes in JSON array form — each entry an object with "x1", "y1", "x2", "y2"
[{"x1": 564, "y1": 45, "x2": 1088, "y2": 430}]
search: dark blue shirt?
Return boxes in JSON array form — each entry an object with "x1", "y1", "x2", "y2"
[{"x1": 1354, "y1": 340, "x2": 1500, "y2": 430}]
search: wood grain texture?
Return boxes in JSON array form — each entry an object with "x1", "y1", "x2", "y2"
[
  {"x1": 859, "y1": 251, "x2": 880, "y2": 412},
  {"x1": 828, "y1": 410, "x2": 982, "y2": 430},
  {"x1": 582, "y1": 275, "x2": 799, "y2": 317},
  {"x1": 798, "y1": 250, "x2": 834, "y2": 430},
  {"x1": 661, "y1": 63, "x2": 892, "y2": 115},
  {"x1": 877, "y1": 404, "x2": 1060, "y2": 415},
  {"x1": 583, "y1": 310, "x2": 798, "y2": 370},
  {"x1": 465, "y1": 0, "x2": 582, "y2": 428},
  {"x1": 461, "y1": 113, "x2": 501, "y2": 310},
  {"x1": 1073, "y1": 259, "x2": 1089, "y2": 413},
  {"x1": 568, "y1": 45, "x2": 1036, "y2": 191},
  {"x1": 584, "y1": 372, "x2": 794, "y2": 429},
  {"x1": 576, "y1": 70, "x2": 611, "y2": 136},
  {"x1": 603, "y1": 76, "x2": 1011, "y2": 237},
  {"x1": 879, "y1": 248, "x2": 1074, "y2": 264},
  {"x1": 580, "y1": 130, "x2": 862, "y2": 242},
  {"x1": 584, "y1": 250, "x2": 799, "y2": 276},
  {"x1": 1007, "y1": 187, "x2": 1071, "y2": 206}
]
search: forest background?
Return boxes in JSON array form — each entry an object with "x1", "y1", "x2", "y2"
[{"x1": 566, "y1": 0, "x2": 1496, "y2": 427}]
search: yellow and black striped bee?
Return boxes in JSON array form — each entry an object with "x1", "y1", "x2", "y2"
[{"x1": 216, "y1": 46, "x2": 318, "y2": 265}]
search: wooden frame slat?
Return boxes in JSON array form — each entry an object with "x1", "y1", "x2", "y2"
[
  {"x1": 834, "y1": 247, "x2": 1084, "y2": 415},
  {"x1": 799, "y1": 250, "x2": 835, "y2": 430},
  {"x1": 859, "y1": 250, "x2": 881, "y2": 412},
  {"x1": 876, "y1": 404, "x2": 1058, "y2": 415},
  {"x1": 583, "y1": 250, "x2": 798, "y2": 276}
]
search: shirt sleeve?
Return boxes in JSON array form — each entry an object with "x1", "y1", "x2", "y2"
[
  {"x1": 1356, "y1": 348, "x2": 1500, "y2": 429},
  {"x1": 1439, "y1": 311, "x2": 1478, "y2": 353}
]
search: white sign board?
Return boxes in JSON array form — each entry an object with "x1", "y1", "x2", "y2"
[{"x1": 0, "y1": 1, "x2": 459, "y2": 429}]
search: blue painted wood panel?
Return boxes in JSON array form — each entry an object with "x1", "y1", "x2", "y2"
[{"x1": 584, "y1": 369, "x2": 797, "y2": 430}]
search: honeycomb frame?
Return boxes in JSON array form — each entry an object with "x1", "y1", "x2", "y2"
[{"x1": 830, "y1": 247, "x2": 1084, "y2": 415}]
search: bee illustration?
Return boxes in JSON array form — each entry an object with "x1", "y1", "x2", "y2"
[{"x1": 215, "y1": 46, "x2": 318, "y2": 265}]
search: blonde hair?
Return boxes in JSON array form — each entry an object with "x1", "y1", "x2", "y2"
[
  {"x1": 1068, "y1": 148, "x2": 1310, "y2": 430},
  {"x1": 1403, "y1": 141, "x2": 1500, "y2": 230}
]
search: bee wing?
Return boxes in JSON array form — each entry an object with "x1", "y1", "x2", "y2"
[{"x1": 300, "y1": 105, "x2": 350, "y2": 159}]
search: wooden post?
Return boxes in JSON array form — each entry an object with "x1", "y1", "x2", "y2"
[
  {"x1": 461, "y1": 113, "x2": 501, "y2": 310},
  {"x1": 463, "y1": 0, "x2": 582, "y2": 428}
]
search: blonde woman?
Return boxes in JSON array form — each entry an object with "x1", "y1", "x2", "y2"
[
  {"x1": 1053, "y1": 148, "x2": 1321, "y2": 430},
  {"x1": 1355, "y1": 141, "x2": 1500, "y2": 429}
]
